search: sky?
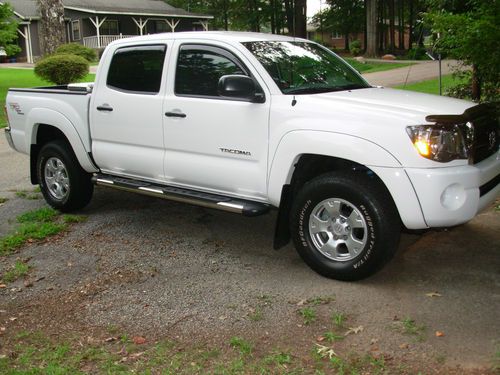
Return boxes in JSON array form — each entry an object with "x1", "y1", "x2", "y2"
[{"x1": 307, "y1": 0, "x2": 327, "y2": 18}]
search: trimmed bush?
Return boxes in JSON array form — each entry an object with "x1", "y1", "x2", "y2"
[
  {"x1": 34, "y1": 54, "x2": 89, "y2": 85},
  {"x1": 55, "y1": 43, "x2": 97, "y2": 62},
  {"x1": 349, "y1": 40, "x2": 362, "y2": 57}
]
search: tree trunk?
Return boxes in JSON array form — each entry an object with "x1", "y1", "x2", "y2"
[
  {"x1": 270, "y1": 0, "x2": 276, "y2": 34},
  {"x1": 223, "y1": 0, "x2": 229, "y2": 31},
  {"x1": 388, "y1": 0, "x2": 395, "y2": 52},
  {"x1": 284, "y1": 0, "x2": 294, "y2": 35},
  {"x1": 36, "y1": 0, "x2": 65, "y2": 56},
  {"x1": 294, "y1": 0, "x2": 307, "y2": 38},
  {"x1": 408, "y1": 0, "x2": 414, "y2": 50},
  {"x1": 378, "y1": 0, "x2": 384, "y2": 51},
  {"x1": 398, "y1": 0, "x2": 404, "y2": 50},
  {"x1": 344, "y1": 34, "x2": 350, "y2": 51},
  {"x1": 365, "y1": 0, "x2": 378, "y2": 57},
  {"x1": 471, "y1": 64, "x2": 481, "y2": 101}
]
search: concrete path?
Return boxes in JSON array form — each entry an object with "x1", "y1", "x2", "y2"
[{"x1": 362, "y1": 60, "x2": 463, "y2": 87}]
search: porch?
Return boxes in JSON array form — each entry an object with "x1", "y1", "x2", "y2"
[
  {"x1": 75, "y1": 15, "x2": 210, "y2": 49},
  {"x1": 83, "y1": 34, "x2": 136, "y2": 49}
]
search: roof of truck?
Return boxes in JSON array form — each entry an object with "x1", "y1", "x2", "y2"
[{"x1": 112, "y1": 31, "x2": 308, "y2": 45}]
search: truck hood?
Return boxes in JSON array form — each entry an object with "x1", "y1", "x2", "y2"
[{"x1": 312, "y1": 87, "x2": 474, "y2": 120}]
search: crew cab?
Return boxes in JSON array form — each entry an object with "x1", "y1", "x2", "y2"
[{"x1": 4, "y1": 32, "x2": 500, "y2": 280}]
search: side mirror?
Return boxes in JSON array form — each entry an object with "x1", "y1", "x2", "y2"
[{"x1": 218, "y1": 75, "x2": 265, "y2": 103}]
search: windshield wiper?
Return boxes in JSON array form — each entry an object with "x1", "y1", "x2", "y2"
[
  {"x1": 285, "y1": 87, "x2": 338, "y2": 95},
  {"x1": 341, "y1": 84, "x2": 370, "y2": 90},
  {"x1": 286, "y1": 84, "x2": 369, "y2": 95}
]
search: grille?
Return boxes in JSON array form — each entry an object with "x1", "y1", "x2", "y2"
[{"x1": 466, "y1": 104, "x2": 499, "y2": 164}]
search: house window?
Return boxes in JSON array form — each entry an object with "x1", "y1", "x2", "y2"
[
  {"x1": 107, "y1": 44, "x2": 167, "y2": 94},
  {"x1": 331, "y1": 32, "x2": 342, "y2": 39},
  {"x1": 101, "y1": 20, "x2": 119, "y2": 35},
  {"x1": 72, "y1": 20, "x2": 81, "y2": 41}
]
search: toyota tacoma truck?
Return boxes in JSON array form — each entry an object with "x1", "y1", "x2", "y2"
[{"x1": 4, "y1": 32, "x2": 500, "y2": 281}]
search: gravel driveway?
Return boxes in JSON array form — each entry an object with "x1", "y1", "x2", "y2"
[{"x1": 0, "y1": 133, "x2": 499, "y2": 373}]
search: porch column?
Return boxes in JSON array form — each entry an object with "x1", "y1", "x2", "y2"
[
  {"x1": 199, "y1": 20, "x2": 209, "y2": 31},
  {"x1": 89, "y1": 16, "x2": 107, "y2": 48},
  {"x1": 165, "y1": 19, "x2": 180, "y2": 32},
  {"x1": 132, "y1": 17, "x2": 149, "y2": 36},
  {"x1": 17, "y1": 25, "x2": 33, "y2": 63}
]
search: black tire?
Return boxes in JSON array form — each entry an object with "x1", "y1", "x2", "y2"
[
  {"x1": 37, "y1": 140, "x2": 94, "y2": 212},
  {"x1": 290, "y1": 172, "x2": 400, "y2": 281}
]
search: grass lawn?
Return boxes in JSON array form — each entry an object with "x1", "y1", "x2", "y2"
[
  {"x1": 394, "y1": 74, "x2": 467, "y2": 95},
  {"x1": 344, "y1": 58, "x2": 414, "y2": 74},
  {"x1": 0, "y1": 69, "x2": 95, "y2": 128}
]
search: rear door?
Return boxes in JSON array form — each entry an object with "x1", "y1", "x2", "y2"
[
  {"x1": 162, "y1": 40, "x2": 271, "y2": 200},
  {"x1": 90, "y1": 42, "x2": 170, "y2": 182}
]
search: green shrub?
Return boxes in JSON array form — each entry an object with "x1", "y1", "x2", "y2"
[
  {"x1": 349, "y1": 40, "x2": 362, "y2": 56},
  {"x1": 406, "y1": 46, "x2": 430, "y2": 60},
  {"x1": 55, "y1": 43, "x2": 97, "y2": 62},
  {"x1": 34, "y1": 54, "x2": 89, "y2": 85}
]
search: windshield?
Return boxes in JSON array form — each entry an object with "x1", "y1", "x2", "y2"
[{"x1": 243, "y1": 41, "x2": 370, "y2": 94}]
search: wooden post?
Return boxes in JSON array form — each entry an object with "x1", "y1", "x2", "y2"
[{"x1": 89, "y1": 16, "x2": 107, "y2": 48}]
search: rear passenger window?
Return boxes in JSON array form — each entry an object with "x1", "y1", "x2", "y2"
[
  {"x1": 175, "y1": 45, "x2": 247, "y2": 97},
  {"x1": 107, "y1": 45, "x2": 166, "y2": 94}
]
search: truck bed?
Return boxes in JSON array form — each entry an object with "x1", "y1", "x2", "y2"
[{"x1": 7, "y1": 83, "x2": 93, "y2": 155}]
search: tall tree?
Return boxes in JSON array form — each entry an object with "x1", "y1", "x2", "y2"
[
  {"x1": 365, "y1": 0, "x2": 378, "y2": 56},
  {"x1": 293, "y1": 0, "x2": 307, "y2": 37},
  {"x1": 388, "y1": 0, "x2": 395, "y2": 51},
  {"x1": 36, "y1": 0, "x2": 65, "y2": 55},
  {"x1": 0, "y1": 3, "x2": 21, "y2": 57}
]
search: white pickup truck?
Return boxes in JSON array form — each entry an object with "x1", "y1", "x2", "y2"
[{"x1": 4, "y1": 32, "x2": 499, "y2": 280}]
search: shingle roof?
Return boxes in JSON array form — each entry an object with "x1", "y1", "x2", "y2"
[
  {"x1": 2, "y1": 0, "x2": 39, "y2": 19},
  {"x1": 3, "y1": 0, "x2": 211, "y2": 20}
]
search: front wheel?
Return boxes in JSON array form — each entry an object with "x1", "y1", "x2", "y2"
[
  {"x1": 290, "y1": 172, "x2": 400, "y2": 281},
  {"x1": 37, "y1": 140, "x2": 94, "y2": 212}
]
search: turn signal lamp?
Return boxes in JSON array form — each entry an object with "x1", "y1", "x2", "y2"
[{"x1": 406, "y1": 124, "x2": 469, "y2": 162}]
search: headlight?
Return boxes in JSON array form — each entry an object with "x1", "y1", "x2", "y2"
[{"x1": 406, "y1": 124, "x2": 469, "y2": 162}]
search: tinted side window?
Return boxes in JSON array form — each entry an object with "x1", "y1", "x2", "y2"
[
  {"x1": 107, "y1": 45, "x2": 166, "y2": 94},
  {"x1": 175, "y1": 46, "x2": 246, "y2": 97}
]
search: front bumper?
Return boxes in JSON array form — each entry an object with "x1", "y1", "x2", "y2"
[
  {"x1": 4, "y1": 127, "x2": 16, "y2": 151},
  {"x1": 406, "y1": 150, "x2": 500, "y2": 227}
]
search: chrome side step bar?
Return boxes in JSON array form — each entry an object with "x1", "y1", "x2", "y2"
[{"x1": 92, "y1": 174, "x2": 270, "y2": 217}]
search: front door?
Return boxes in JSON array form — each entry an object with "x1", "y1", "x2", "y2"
[{"x1": 162, "y1": 41, "x2": 270, "y2": 200}]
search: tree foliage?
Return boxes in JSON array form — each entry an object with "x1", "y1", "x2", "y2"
[
  {"x1": 0, "y1": 3, "x2": 21, "y2": 56},
  {"x1": 311, "y1": 0, "x2": 364, "y2": 50},
  {"x1": 166, "y1": 0, "x2": 306, "y2": 36},
  {"x1": 425, "y1": 0, "x2": 500, "y2": 101}
]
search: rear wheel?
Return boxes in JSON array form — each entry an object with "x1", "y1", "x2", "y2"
[
  {"x1": 290, "y1": 172, "x2": 400, "y2": 281},
  {"x1": 37, "y1": 140, "x2": 93, "y2": 212}
]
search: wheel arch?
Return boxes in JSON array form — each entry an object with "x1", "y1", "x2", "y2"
[
  {"x1": 270, "y1": 131, "x2": 425, "y2": 249},
  {"x1": 27, "y1": 109, "x2": 98, "y2": 183}
]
